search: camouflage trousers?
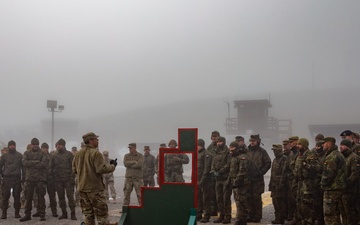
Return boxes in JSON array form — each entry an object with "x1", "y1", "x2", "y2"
[
  {"x1": 271, "y1": 190, "x2": 286, "y2": 222},
  {"x1": 55, "y1": 180, "x2": 76, "y2": 212},
  {"x1": 24, "y1": 181, "x2": 46, "y2": 217},
  {"x1": 80, "y1": 191, "x2": 109, "y2": 225},
  {"x1": 215, "y1": 180, "x2": 231, "y2": 216},
  {"x1": 339, "y1": 192, "x2": 357, "y2": 225},
  {"x1": 234, "y1": 187, "x2": 250, "y2": 223},
  {"x1": 197, "y1": 180, "x2": 212, "y2": 218},
  {"x1": 143, "y1": 175, "x2": 155, "y2": 187},
  {"x1": 21, "y1": 182, "x2": 38, "y2": 208},
  {"x1": 47, "y1": 178, "x2": 57, "y2": 214},
  {"x1": 123, "y1": 178, "x2": 143, "y2": 206},
  {"x1": 248, "y1": 179, "x2": 265, "y2": 220},
  {"x1": 1, "y1": 177, "x2": 22, "y2": 211},
  {"x1": 296, "y1": 181, "x2": 316, "y2": 225},
  {"x1": 103, "y1": 178, "x2": 117, "y2": 200},
  {"x1": 167, "y1": 171, "x2": 185, "y2": 182},
  {"x1": 323, "y1": 190, "x2": 342, "y2": 225}
]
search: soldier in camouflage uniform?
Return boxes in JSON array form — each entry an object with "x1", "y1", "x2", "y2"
[
  {"x1": 235, "y1": 136, "x2": 248, "y2": 152},
  {"x1": 71, "y1": 146, "x2": 81, "y2": 206},
  {"x1": 142, "y1": 146, "x2": 156, "y2": 187},
  {"x1": 155, "y1": 143, "x2": 166, "y2": 185},
  {"x1": 227, "y1": 141, "x2": 251, "y2": 225},
  {"x1": 123, "y1": 143, "x2": 144, "y2": 206},
  {"x1": 19, "y1": 138, "x2": 49, "y2": 222},
  {"x1": 72, "y1": 132, "x2": 117, "y2": 225},
  {"x1": 341, "y1": 130, "x2": 360, "y2": 154},
  {"x1": 164, "y1": 139, "x2": 189, "y2": 182},
  {"x1": 197, "y1": 139, "x2": 213, "y2": 223},
  {"x1": 269, "y1": 144, "x2": 288, "y2": 224},
  {"x1": 339, "y1": 139, "x2": 360, "y2": 225},
  {"x1": 0, "y1": 140, "x2": 22, "y2": 219},
  {"x1": 207, "y1": 130, "x2": 220, "y2": 216},
  {"x1": 321, "y1": 137, "x2": 346, "y2": 225},
  {"x1": 102, "y1": 151, "x2": 117, "y2": 202},
  {"x1": 51, "y1": 138, "x2": 77, "y2": 220},
  {"x1": 282, "y1": 139, "x2": 293, "y2": 221},
  {"x1": 247, "y1": 134, "x2": 271, "y2": 223},
  {"x1": 313, "y1": 140, "x2": 326, "y2": 225},
  {"x1": 294, "y1": 138, "x2": 320, "y2": 225},
  {"x1": 211, "y1": 136, "x2": 231, "y2": 224}
]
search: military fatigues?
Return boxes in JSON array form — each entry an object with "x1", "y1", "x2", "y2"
[
  {"x1": 313, "y1": 147, "x2": 326, "y2": 225},
  {"x1": 0, "y1": 149, "x2": 23, "y2": 218},
  {"x1": 197, "y1": 147, "x2": 213, "y2": 222},
  {"x1": 143, "y1": 153, "x2": 156, "y2": 187},
  {"x1": 103, "y1": 158, "x2": 117, "y2": 200},
  {"x1": 269, "y1": 151, "x2": 288, "y2": 224},
  {"x1": 287, "y1": 146, "x2": 299, "y2": 222},
  {"x1": 294, "y1": 148, "x2": 320, "y2": 225},
  {"x1": 246, "y1": 145, "x2": 271, "y2": 221},
  {"x1": 207, "y1": 142, "x2": 218, "y2": 215},
  {"x1": 51, "y1": 148, "x2": 76, "y2": 218},
  {"x1": 45, "y1": 150, "x2": 58, "y2": 216},
  {"x1": 72, "y1": 143, "x2": 116, "y2": 225},
  {"x1": 227, "y1": 147, "x2": 251, "y2": 225},
  {"x1": 123, "y1": 151, "x2": 144, "y2": 206},
  {"x1": 211, "y1": 145, "x2": 231, "y2": 222},
  {"x1": 339, "y1": 148, "x2": 360, "y2": 225},
  {"x1": 164, "y1": 153, "x2": 189, "y2": 182},
  {"x1": 321, "y1": 145, "x2": 346, "y2": 225},
  {"x1": 22, "y1": 147, "x2": 49, "y2": 219}
]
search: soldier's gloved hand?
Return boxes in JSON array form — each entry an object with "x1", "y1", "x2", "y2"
[
  {"x1": 110, "y1": 158, "x2": 118, "y2": 167},
  {"x1": 173, "y1": 157, "x2": 181, "y2": 162},
  {"x1": 213, "y1": 171, "x2": 219, "y2": 177}
]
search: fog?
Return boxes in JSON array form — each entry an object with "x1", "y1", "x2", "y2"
[{"x1": 1, "y1": 1, "x2": 360, "y2": 154}]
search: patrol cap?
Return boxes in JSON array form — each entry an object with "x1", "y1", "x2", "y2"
[
  {"x1": 217, "y1": 136, "x2": 226, "y2": 143},
  {"x1": 71, "y1": 146, "x2": 77, "y2": 151},
  {"x1": 57, "y1": 138, "x2": 66, "y2": 146},
  {"x1": 340, "y1": 139, "x2": 352, "y2": 148},
  {"x1": 340, "y1": 130, "x2": 352, "y2": 137},
  {"x1": 324, "y1": 137, "x2": 336, "y2": 144},
  {"x1": 271, "y1": 144, "x2": 283, "y2": 151},
  {"x1": 41, "y1": 142, "x2": 49, "y2": 149},
  {"x1": 31, "y1": 138, "x2": 39, "y2": 145},
  {"x1": 144, "y1": 146, "x2": 150, "y2": 150},
  {"x1": 282, "y1": 140, "x2": 290, "y2": 145},
  {"x1": 316, "y1": 140, "x2": 325, "y2": 147},
  {"x1": 250, "y1": 134, "x2": 260, "y2": 141},
  {"x1": 288, "y1": 136, "x2": 299, "y2": 141},
  {"x1": 198, "y1": 139, "x2": 205, "y2": 147},
  {"x1": 159, "y1": 143, "x2": 166, "y2": 148},
  {"x1": 315, "y1": 134, "x2": 324, "y2": 140},
  {"x1": 229, "y1": 141, "x2": 239, "y2": 149},
  {"x1": 8, "y1": 140, "x2": 16, "y2": 146},
  {"x1": 103, "y1": 150, "x2": 109, "y2": 156},
  {"x1": 235, "y1": 136, "x2": 244, "y2": 141},
  {"x1": 297, "y1": 138, "x2": 309, "y2": 148},
  {"x1": 128, "y1": 143, "x2": 136, "y2": 148},
  {"x1": 211, "y1": 130, "x2": 220, "y2": 137},
  {"x1": 82, "y1": 132, "x2": 99, "y2": 142}
]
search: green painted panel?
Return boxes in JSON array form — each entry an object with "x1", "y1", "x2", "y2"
[{"x1": 179, "y1": 129, "x2": 197, "y2": 152}]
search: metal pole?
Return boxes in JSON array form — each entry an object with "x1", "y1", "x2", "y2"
[{"x1": 51, "y1": 108, "x2": 54, "y2": 150}]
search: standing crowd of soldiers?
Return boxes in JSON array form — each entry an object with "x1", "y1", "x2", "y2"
[{"x1": 197, "y1": 129, "x2": 360, "y2": 225}]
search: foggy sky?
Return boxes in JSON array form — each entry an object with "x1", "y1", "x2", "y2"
[{"x1": 1, "y1": 0, "x2": 360, "y2": 127}]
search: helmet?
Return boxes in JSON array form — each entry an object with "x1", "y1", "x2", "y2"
[{"x1": 168, "y1": 139, "x2": 177, "y2": 147}]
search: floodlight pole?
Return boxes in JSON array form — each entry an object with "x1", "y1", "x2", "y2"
[{"x1": 47, "y1": 100, "x2": 64, "y2": 150}]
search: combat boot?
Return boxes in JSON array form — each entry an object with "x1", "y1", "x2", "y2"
[
  {"x1": 15, "y1": 209, "x2": 21, "y2": 218},
  {"x1": 1, "y1": 210, "x2": 7, "y2": 219},
  {"x1": 59, "y1": 209, "x2": 68, "y2": 220},
  {"x1": 196, "y1": 214, "x2": 202, "y2": 221},
  {"x1": 71, "y1": 211, "x2": 77, "y2": 220},
  {"x1": 222, "y1": 215, "x2": 231, "y2": 224},
  {"x1": 285, "y1": 218, "x2": 298, "y2": 225},
  {"x1": 32, "y1": 211, "x2": 40, "y2": 217},
  {"x1": 40, "y1": 216, "x2": 46, "y2": 221},
  {"x1": 213, "y1": 214, "x2": 225, "y2": 223},
  {"x1": 51, "y1": 208, "x2": 58, "y2": 217},
  {"x1": 19, "y1": 214, "x2": 31, "y2": 222}
]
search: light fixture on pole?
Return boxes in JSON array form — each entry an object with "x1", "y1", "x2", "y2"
[{"x1": 47, "y1": 100, "x2": 64, "y2": 149}]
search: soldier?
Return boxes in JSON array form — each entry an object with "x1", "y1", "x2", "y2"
[
  {"x1": 197, "y1": 139, "x2": 213, "y2": 223},
  {"x1": 313, "y1": 140, "x2": 326, "y2": 225},
  {"x1": 282, "y1": 139, "x2": 292, "y2": 221},
  {"x1": 51, "y1": 138, "x2": 76, "y2": 220},
  {"x1": 340, "y1": 130, "x2": 360, "y2": 155},
  {"x1": 338, "y1": 139, "x2": 360, "y2": 225},
  {"x1": 283, "y1": 140, "x2": 291, "y2": 157},
  {"x1": 20, "y1": 138, "x2": 49, "y2": 222},
  {"x1": 102, "y1": 151, "x2": 117, "y2": 202},
  {"x1": 321, "y1": 137, "x2": 346, "y2": 225},
  {"x1": 269, "y1": 144, "x2": 288, "y2": 224},
  {"x1": 142, "y1": 146, "x2": 156, "y2": 187},
  {"x1": 123, "y1": 143, "x2": 144, "y2": 206},
  {"x1": 71, "y1": 146, "x2": 80, "y2": 206},
  {"x1": 235, "y1": 136, "x2": 248, "y2": 152},
  {"x1": 207, "y1": 130, "x2": 220, "y2": 216},
  {"x1": 0, "y1": 147, "x2": 9, "y2": 214},
  {"x1": 164, "y1": 139, "x2": 189, "y2": 182},
  {"x1": 294, "y1": 138, "x2": 320, "y2": 225},
  {"x1": 227, "y1": 141, "x2": 251, "y2": 225},
  {"x1": 0, "y1": 140, "x2": 22, "y2": 219},
  {"x1": 211, "y1": 136, "x2": 231, "y2": 224},
  {"x1": 155, "y1": 143, "x2": 166, "y2": 185},
  {"x1": 72, "y1": 132, "x2": 117, "y2": 225},
  {"x1": 246, "y1": 134, "x2": 271, "y2": 223}
]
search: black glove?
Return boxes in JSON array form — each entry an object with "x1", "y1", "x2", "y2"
[{"x1": 110, "y1": 158, "x2": 118, "y2": 167}]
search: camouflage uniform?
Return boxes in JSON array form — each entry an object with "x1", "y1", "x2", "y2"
[
  {"x1": 313, "y1": 142, "x2": 326, "y2": 225},
  {"x1": 46, "y1": 150, "x2": 58, "y2": 217},
  {"x1": 102, "y1": 158, "x2": 117, "y2": 200},
  {"x1": 0, "y1": 143, "x2": 22, "y2": 219},
  {"x1": 227, "y1": 142, "x2": 251, "y2": 225},
  {"x1": 164, "y1": 153, "x2": 189, "y2": 182},
  {"x1": 287, "y1": 139, "x2": 299, "y2": 223},
  {"x1": 142, "y1": 148, "x2": 156, "y2": 187},
  {"x1": 339, "y1": 143, "x2": 360, "y2": 225},
  {"x1": 211, "y1": 141, "x2": 231, "y2": 223},
  {"x1": 293, "y1": 141, "x2": 320, "y2": 225},
  {"x1": 197, "y1": 140, "x2": 213, "y2": 222},
  {"x1": 123, "y1": 143, "x2": 144, "y2": 206},
  {"x1": 321, "y1": 141, "x2": 346, "y2": 225},
  {"x1": 72, "y1": 132, "x2": 116, "y2": 225},
  {"x1": 51, "y1": 140, "x2": 76, "y2": 219},
  {"x1": 269, "y1": 145, "x2": 288, "y2": 224},
  {"x1": 246, "y1": 139, "x2": 271, "y2": 222},
  {"x1": 20, "y1": 139, "x2": 49, "y2": 221}
]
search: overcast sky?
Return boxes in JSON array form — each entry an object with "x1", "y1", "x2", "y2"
[{"x1": 1, "y1": 0, "x2": 359, "y2": 126}]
